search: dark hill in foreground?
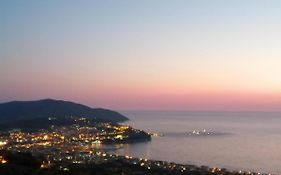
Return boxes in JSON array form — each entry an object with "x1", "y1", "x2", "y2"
[{"x1": 0, "y1": 99, "x2": 128, "y2": 123}]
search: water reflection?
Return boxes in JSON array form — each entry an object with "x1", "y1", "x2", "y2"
[{"x1": 107, "y1": 111, "x2": 281, "y2": 174}]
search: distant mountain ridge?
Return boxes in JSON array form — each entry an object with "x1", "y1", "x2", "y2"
[{"x1": 0, "y1": 99, "x2": 128, "y2": 123}]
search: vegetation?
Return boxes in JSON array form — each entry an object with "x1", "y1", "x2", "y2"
[
  {"x1": 0, "y1": 99, "x2": 128, "y2": 123},
  {"x1": 0, "y1": 116, "x2": 106, "y2": 132}
]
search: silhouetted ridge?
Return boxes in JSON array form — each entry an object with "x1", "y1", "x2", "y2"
[{"x1": 0, "y1": 99, "x2": 128, "y2": 123}]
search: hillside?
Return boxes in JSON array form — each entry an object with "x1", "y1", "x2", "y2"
[{"x1": 0, "y1": 99, "x2": 128, "y2": 123}]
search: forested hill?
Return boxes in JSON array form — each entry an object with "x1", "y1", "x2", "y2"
[{"x1": 0, "y1": 99, "x2": 128, "y2": 123}]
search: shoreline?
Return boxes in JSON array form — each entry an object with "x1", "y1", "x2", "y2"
[
  {"x1": 0, "y1": 149, "x2": 272, "y2": 175},
  {"x1": 105, "y1": 146, "x2": 272, "y2": 175}
]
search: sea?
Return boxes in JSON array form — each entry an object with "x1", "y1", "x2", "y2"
[{"x1": 108, "y1": 111, "x2": 281, "y2": 174}]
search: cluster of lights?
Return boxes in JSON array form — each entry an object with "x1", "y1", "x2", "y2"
[
  {"x1": 40, "y1": 160, "x2": 52, "y2": 168},
  {"x1": 0, "y1": 141, "x2": 7, "y2": 146},
  {"x1": 1, "y1": 117, "x2": 272, "y2": 175},
  {"x1": 0, "y1": 120, "x2": 135, "y2": 155},
  {"x1": 0, "y1": 156, "x2": 7, "y2": 164}
]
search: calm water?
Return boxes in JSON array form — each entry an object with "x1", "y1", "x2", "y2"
[{"x1": 109, "y1": 111, "x2": 281, "y2": 174}]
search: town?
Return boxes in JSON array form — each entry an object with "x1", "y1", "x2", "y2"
[
  {"x1": 0, "y1": 116, "x2": 272, "y2": 175},
  {"x1": 0, "y1": 116, "x2": 150, "y2": 157}
]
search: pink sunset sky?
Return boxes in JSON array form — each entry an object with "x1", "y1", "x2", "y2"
[{"x1": 1, "y1": 1, "x2": 281, "y2": 111}]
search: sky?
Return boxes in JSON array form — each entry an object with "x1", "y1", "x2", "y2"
[{"x1": 1, "y1": 0, "x2": 281, "y2": 111}]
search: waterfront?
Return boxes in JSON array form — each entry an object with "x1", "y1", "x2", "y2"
[
  {"x1": 0, "y1": 111, "x2": 280, "y2": 175},
  {"x1": 111, "y1": 111, "x2": 281, "y2": 174},
  {"x1": 0, "y1": 116, "x2": 150, "y2": 163}
]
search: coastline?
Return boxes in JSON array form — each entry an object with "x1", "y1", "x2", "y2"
[{"x1": 0, "y1": 149, "x2": 270, "y2": 175}]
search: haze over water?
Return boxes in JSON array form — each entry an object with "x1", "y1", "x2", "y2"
[{"x1": 111, "y1": 111, "x2": 281, "y2": 174}]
